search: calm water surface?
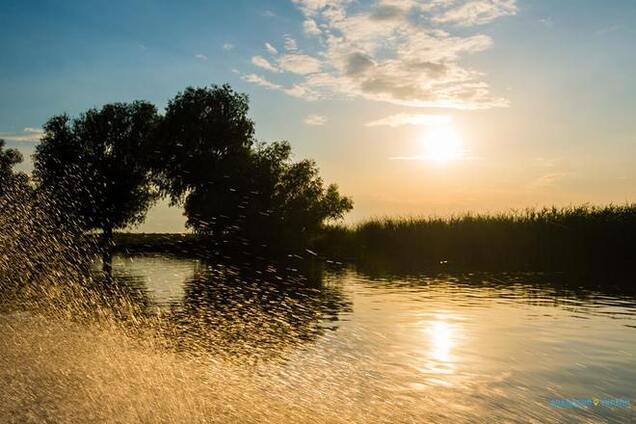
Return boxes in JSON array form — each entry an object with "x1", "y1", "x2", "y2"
[{"x1": 108, "y1": 253, "x2": 636, "y2": 422}]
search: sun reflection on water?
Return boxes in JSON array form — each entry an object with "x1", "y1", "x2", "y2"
[
  {"x1": 428, "y1": 320, "x2": 455, "y2": 363},
  {"x1": 419, "y1": 317, "x2": 460, "y2": 385}
]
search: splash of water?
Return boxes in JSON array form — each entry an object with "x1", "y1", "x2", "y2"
[{"x1": 0, "y1": 185, "x2": 395, "y2": 423}]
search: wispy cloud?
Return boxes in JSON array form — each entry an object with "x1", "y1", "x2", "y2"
[
  {"x1": 527, "y1": 172, "x2": 569, "y2": 190},
  {"x1": 222, "y1": 43, "x2": 234, "y2": 50},
  {"x1": 265, "y1": 42, "x2": 279, "y2": 55},
  {"x1": 0, "y1": 127, "x2": 44, "y2": 142},
  {"x1": 304, "y1": 114, "x2": 328, "y2": 126},
  {"x1": 538, "y1": 17, "x2": 553, "y2": 27},
  {"x1": 278, "y1": 53, "x2": 322, "y2": 74},
  {"x1": 253, "y1": 46, "x2": 324, "y2": 76},
  {"x1": 366, "y1": 113, "x2": 451, "y2": 127},
  {"x1": 243, "y1": 0, "x2": 516, "y2": 109},
  {"x1": 595, "y1": 24, "x2": 624, "y2": 36},
  {"x1": 389, "y1": 155, "x2": 428, "y2": 161},
  {"x1": 241, "y1": 74, "x2": 319, "y2": 100},
  {"x1": 303, "y1": 19, "x2": 321, "y2": 35},
  {"x1": 251, "y1": 55, "x2": 279, "y2": 72},
  {"x1": 533, "y1": 157, "x2": 557, "y2": 168},
  {"x1": 243, "y1": 73, "x2": 283, "y2": 90},
  {"x1": 194, "y1": 53, "x2": 208, "y2": 61},
  {"x1": 432, "y1": 0, "x2": 517, "y2": 26},
  {"x1": 283, "y1": 35, "x2": 298, "y2": 51}
]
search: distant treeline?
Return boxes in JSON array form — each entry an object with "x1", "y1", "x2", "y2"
[
  {"x1": 113, "y1": 233, "x2": 200, "y2": 256},
  {"x1": 316, "y1": 205, "x2": 636, "y2": 274}
]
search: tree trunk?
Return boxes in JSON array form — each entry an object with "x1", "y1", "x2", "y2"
[{"x1": 102, "y1": 225, "x2": 114, "y2": 279}]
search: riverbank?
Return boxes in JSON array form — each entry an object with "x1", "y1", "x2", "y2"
[
  {"x1": 114, "y1": 204, "x2": 636, "y2": 274},
  {"x1": 318, "y1": 205, "x2": 636, "y2": 273}
]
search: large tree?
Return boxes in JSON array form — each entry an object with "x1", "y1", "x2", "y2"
[
  {"x1": 184, "y1": 141, "x2": 353, "y2": 251},
  {"x1": 152, "y1": 84, "x2": 255, "y2": 204},
  {"x1": 33, "y1": 102, "x2": 159, "y2": 274},
  {"x1": 154, "y1": 85, "x2": 352, "y2": 252}
]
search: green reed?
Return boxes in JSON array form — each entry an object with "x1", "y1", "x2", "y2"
[{"x1": 318, "y1": 204, "x2": 636, "y2": 272}]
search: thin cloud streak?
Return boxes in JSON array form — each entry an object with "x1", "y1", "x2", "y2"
[
  {"x1": 527, "y1": 172, "x2": 570, "y2": 190},
  {"x1": 366, "y1": 113, "x2": 452, "y2": 127},
  {"x1": 241, "y1": 74, "x2": 319, "y2": 100},
  {"x1": 304, "y1": 114, "x2": 328, "y2": 126},
  {"x1": 265, "y1": 42, "x2": 279, "y2": 55},
  {"x1": 0, "y1": 128, "x2": 44, "y2": 142},
  {"x1": 251, "y1": 55, "x2": 279, "y2": 72}
]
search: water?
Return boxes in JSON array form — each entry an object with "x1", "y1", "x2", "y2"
[{"x1": 2, "y1": 252, "x2": 636, "y2": 422}]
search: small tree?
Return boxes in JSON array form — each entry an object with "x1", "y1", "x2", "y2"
[
  {"x1": 0, "y1": 139, "x2": 29, "y2": 196},
  {"x1": 33, "y1": 102, "x2": 159, "y2": 275}
]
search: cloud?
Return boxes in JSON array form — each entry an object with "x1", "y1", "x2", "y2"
[
  {"x1": 533, "y1": 157, "x2": 557, "y2": 168},
  {"x1": 0, "y1": 127, "x2": 44, "y2": 142},
  {"x1": 365, "y1": 113, "x2": 452, "y2": 127},
  {"x1": 388, "y1": 155, "x2": 428, "y2": 161},
  {"x1": 194, "y1": 53, "x2": 208, "y2": 61},
  {"x1": 595, "y1": 24, "x2": 624, "y2": 36},
  {"x1": 433, "y1": 0, "x2": 517, "y2": 26},
  {"x1": 278, "y1": 53, "x2": 322, "y2": 74},
  {"x1": 243, "y1": 0, "x2": 515, "y2": 109},
  {"x1": 251, "y1": 55, "x2": 279, "y2": 72},
  {"x1": 241, "y1": 74, "x2": 319, "y2": 100},
  {"x1": 284, "y1": 35, "x2": 298, "y2": 51},
  {"x1": 303, "y1": 19, "x2": 322, "y2": 35},
  {"x1": 527, "y1": 172, "x2": 569, "y2": 190},
  {"x1": 538, "y1": 17, "x2": 553, "y2": 27},
  {"x1": 242, "y1": 73, "x2": 283, "y2": 90},
  {"x1": 304, "y1": 114, "x2": 328, "y2": 126},
  {"x1": 265, "y1": 42, "x2": 279, "y2": 55},
  {"x1": 222, "y1": 43, "x2": 234, "y2": 50},
  {"x1": 284, "y1": 84, "x2": 319, "y2": 99}
]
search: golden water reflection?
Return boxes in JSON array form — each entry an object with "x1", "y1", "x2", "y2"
[
  {"x1": 417, "y1": 316, "x2": 460, "y2": 388},
  {"x1": 427, "y1": 319, "x2": 455, "y2": 363},
  {"x1": 31, "y1": 255, "x2": 633, "y2": 422}
]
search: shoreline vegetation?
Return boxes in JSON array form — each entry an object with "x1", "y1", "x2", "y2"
[{"x1": 115, "y1": 204, "x2": 636, "y2": 275}]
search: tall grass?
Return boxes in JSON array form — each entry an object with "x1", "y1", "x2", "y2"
[{"x1": 318, "y1": 205, "x2": 636, "y2": 272}]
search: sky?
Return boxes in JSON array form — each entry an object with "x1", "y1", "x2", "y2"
[{"x1": 1, "y1": 0, "x2": 635, "y2": 232}]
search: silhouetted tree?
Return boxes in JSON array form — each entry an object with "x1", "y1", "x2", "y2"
[
  {"x1": 185, "y1": 141, "x2": 353, "y2": 251},
  {"x1": 0, "y1": 139, "x2": 29, "y2": 196},
  {"x1": 33, "y1": 102, "x2": 159, "y2": 275},
  {"x1": 152, "y1": 84, "x2": 255, "y2": 204},
  {"x1": 154, "y1": 84, "x2": 352, "y2": 252}
]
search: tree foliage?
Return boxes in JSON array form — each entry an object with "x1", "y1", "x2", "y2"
[
  {"x1": 33, "y1": 102, "x2": 159, "y2": 233},
  {"x1": 152, "y1": 84, "x2": 255, "y2": 204},
  {"x1": 184, "y1": 141, "x2": 353, "y2": 250},
  {"x1": 150, "y1": 85, "x2": 352, "y2": 251},
  {"x1": 0, "y1": 139, "x2": 29, "y2": 196}
]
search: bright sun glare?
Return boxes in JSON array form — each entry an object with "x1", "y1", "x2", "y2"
[
  {"x1": 421, "y1": 125, "x2": 464, "y2": 163},
  {"x1": 428, "y1": 321, "x2": 454, "y2": 362}
]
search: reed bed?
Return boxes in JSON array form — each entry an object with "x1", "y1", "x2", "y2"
[{"x1": 319, "y1": 205, "x2": 636, "y2": 272}]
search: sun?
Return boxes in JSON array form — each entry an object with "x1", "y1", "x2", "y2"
[{"x1": 421, "y1": 125, "x2": 465, "y2": 163}]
